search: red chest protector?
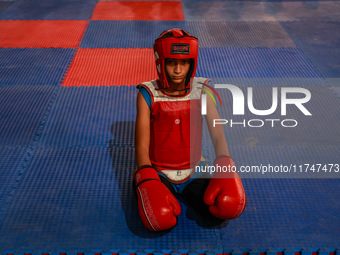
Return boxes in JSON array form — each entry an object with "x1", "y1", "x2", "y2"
[{"x1": 140, "y1": 77, "x2": 209, "y2": 172}]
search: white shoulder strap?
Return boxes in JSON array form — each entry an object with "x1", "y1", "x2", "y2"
[{"x1": 140, "y1": 77, "x2": 210, "y2": 102}]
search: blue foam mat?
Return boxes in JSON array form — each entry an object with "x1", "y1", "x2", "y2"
[
  {"x1": 0, "y1": 146, "x2": 338, "y2": 252},
  {"x1": 261, "y1": 1, "x2": 340, "y2": 21},
  {"x1": 186, "y1": 21, "x2": 296, "y2": 48},
  {"x1": 208, "y1": 77, "x2": 327, "y2": 87},
  {"x1": 0, "y1": 147, "x2": 219, "y2": 252},
  {"x1": 219, "y1": 178, "x2": 340, "y2": 249},
  {"x1": 37, "y1": 86, "x2": 137, "y2": 148},
  {"x1": 0, "y1": 85, "x2": 57, "y2": 146},
  {"x1": 0, "y1": 0, "x2": 98, "y2": 20},
  {"x1": 196, "y1": 48, "x2": 321, "y2": 78},
  {"x1": 81, "y1": 21, "x2": 187, "y2": 48},
  {"x1": 183, "y1": 1, "x2": 340, "y2": 21},
  {"x1": 0, "y1": 1, "x2": 13, "y2": 15},
  {"x1": 0, "y1": 146, "x2": 27, "y2": 209},
  {"x1": 281, "y1": 21, "x2": 340, "y2": 49},
  {"x1": 182, "y1": 1, "x2": 273, "y2": 21},
  {"x1": 298, "y1": 48, "x2": 340, "y2": 78},
  {"x1": 0, "y1": 49, "x2": 75, "y2": 86}
]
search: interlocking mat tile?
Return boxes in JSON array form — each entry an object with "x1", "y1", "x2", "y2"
[
  {"x1": 37, "y1": 86, "x2": 136, "y2": 148},
  {"x1": 62, "y1": 48, "x2": 157, "y2": 86},
  {"x1": 92, "y1": 1, "x2": 184, "y2": 21},
  {"x1": 1, "y1": 146, "x2": 338, "y2": 252},
  {"x1": 0, "y1": 146, "x2": 27, "y2": 209},
  {"x1": 0, "y1": 147, "x2": 221, "y2": 252},
  {"x1": 196, "y1": 48, "x2": 320, "y2": 78},
  {"x1": 0, "y1": 0, "x2": 97, "y2": 20},
  {"x1": 81, "y1": 20, "x2": 186, "y2": 48},
  {"x1": 0, "y1": 85, "x2": 56, "y2": 146},
  {"x1": 187, "y1": 21, "x2": 296, "y2": 48},
  {"x1": 281, "y1": 21, "x2": 340, "y2": 49},
  {"x1": 0, "y1": 20, "x2": 88, "y2": 48},
  {"x1": 183, "y1": 1, "x2": 276, "y2": 21},
  {"x1": 264, "y1": 1, "x2": 340, "y2": 21},
  {"x1": 0, "y1": 48, "x2": 74, "y2": 86},
  {"x1": 219, "y1": 178, "x2": 340, "y2": 248},
  {"x1": 299, "y1": 48, "x2": 340, "y2": 78},
  {"x1": 183, "y1": 1, "x2": 340, "y2": 21},
  {"x1": 0, "y1": 1, "x2": 13, "y2": 15}
]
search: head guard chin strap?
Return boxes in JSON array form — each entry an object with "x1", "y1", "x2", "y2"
[{"x1": 153, "y1": 29, "x2": 198, "y2": 90}]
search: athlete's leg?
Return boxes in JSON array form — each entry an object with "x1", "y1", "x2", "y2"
[{"x1": 180, "y1": 173, "x2": 226, "y2": 226}]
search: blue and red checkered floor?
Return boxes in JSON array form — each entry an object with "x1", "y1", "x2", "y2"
[{"x1": 0, "y1": 0, "x2": 339, "y2": 254}]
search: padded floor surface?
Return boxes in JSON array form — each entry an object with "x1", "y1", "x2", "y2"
[
  {"x1": 0, "y1": 48, "x2": 75, "y2": 86},
  {"x1": 196, "y1": 48, "x2": 321, "y2": 78},
  {"x1": 0, "y1": 20, "x2": 88, "y2": 48},
  {"x1": 0, "y1": 0, "x2": 97, "y2": 20},
  {"x1": 1, "y1": 147, "x2": 339, "y2": 252},
  {"x1": 91, "y1": 1, "x2": 185, "y2": 21},
  {"x1": 81, "y1": 21, "x2": 186, "y2": 48},
  {"x1": 62, "y1": 49, "x2": 157, "y2": 86}
]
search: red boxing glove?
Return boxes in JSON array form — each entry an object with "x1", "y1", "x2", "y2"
[
  {"x1": 203, "y1": 156, "x2": 246, "y2": 219},
  {"x1": 134, "y1": 165, "x2": 181, "y2": 231}
]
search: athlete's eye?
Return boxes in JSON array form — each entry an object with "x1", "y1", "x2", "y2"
[{"x1": 165, "y1": 59, "x2": 175, "y2": 65}]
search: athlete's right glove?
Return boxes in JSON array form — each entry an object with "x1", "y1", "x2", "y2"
[
  {"x1": 134, "y1": 165, "x2": 181, "y2": 231},
  {"x1": 203, "y1": 155, "x2": 246, "y2": 220}
]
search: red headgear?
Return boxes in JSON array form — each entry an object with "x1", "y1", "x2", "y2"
[{"x1": 153, "y1": 29, "x2": 198, "y2": 89}]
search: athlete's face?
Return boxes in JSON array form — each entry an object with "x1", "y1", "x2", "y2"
[{"x1": 165, "y1": 59, "x2": 191, "y2": 88}]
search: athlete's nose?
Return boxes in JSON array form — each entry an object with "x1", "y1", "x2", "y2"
[{"x1": 174, "y1": 63, "x2": 181, "y2": 74}]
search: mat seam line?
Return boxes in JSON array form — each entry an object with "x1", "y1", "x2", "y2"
[
  {"x1": 59, "y1": 0, "x2": 99, "y2": 87},
  {"x1": 0, "y1": 0, "x2": 100, "y2": 227},
  {"x1": 0, "y1": 84, "x2": 61, "y2": 227}
]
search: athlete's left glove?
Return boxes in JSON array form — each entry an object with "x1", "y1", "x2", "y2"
[
  {"x1": 203, "y1": 155, "x2": 247, "y2": 219},
  {"x1": 134, "y1": 165, "x2": 181, "y2": 231}
]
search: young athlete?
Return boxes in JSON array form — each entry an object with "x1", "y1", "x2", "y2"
[{"x1": 134, "y1": 29, "x2": 246, "y2": 232}]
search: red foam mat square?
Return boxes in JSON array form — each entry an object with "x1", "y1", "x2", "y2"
[
  {"x1": 0, "y1": 20, "x2": 88, "y2": 48},
  {"x1": 62, "y1": 48, "x2": 158, "y2": 87},
  {"x1": 91, "y1": 1, "x2": 184, "y2": 21}
]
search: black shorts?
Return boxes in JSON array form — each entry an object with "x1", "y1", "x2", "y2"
[{"x1": 158, "y1": 172, "x2": 227, "y2": 227}]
